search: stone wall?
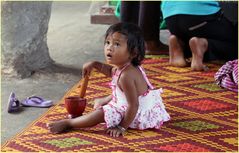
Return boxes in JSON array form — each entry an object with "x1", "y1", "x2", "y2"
[{"x1": 2, "y1": 1, "x2": 54, "y2": 78}]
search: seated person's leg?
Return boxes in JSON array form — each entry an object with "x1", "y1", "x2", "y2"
[
  {"x1": 188, "y1": 12, "x2": 237, "y2": 71},
  {"x1": 139, "y1": 1, "x2": 169, "y2": 54},
  {"x1": 169, "y1": 35, "x2": 187, "y2": 67},
  {"x1": 189, "y1": 37, "x2": 209, "y2": 71},
  {"x1": 120, "y1": 1, "x2": 139, "y2": 24},
  {"x1": 47, "y1": 109, "x2": 105, "y2": 133}
]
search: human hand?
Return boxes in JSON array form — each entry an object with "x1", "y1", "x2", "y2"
[
  {"x1": 106, "y1": 127, "x2": 124, "y2": 137},
  {"x1": 93, "y1": 95, "x2": 111, "y2": 109},
  {"x1": 82, "y1": 61, "x2": 95, "y2": 77},
  {"x1": 93, "y1": 98, "x2": 104, "y2": 109}
]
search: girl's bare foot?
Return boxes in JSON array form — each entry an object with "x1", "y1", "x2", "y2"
[
  {"x1": 169, "y1": 35, "x2": 187, "y2": 67},
  {"x1": 47, "y1": 119, "x2": 71, "y2": 134},
  {"x1": 189, "y1": 37, "x2": 208, "y2": 71}
]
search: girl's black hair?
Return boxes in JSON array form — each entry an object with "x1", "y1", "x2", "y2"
[{"x1": 105, "y1": 22, "x2": 145, "y2": 66}]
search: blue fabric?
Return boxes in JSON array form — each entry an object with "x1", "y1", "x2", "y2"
[{"x1": 161, "y1": 1, "x2": 220, "y2": 19}]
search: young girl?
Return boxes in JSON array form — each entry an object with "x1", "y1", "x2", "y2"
[{"x1": 47, "y1": 22, "x2": 170, "y2": 137}]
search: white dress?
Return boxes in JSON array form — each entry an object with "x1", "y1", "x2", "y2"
[{"x1": 102, "y1": 64, "x2": 170, "y2": 130}]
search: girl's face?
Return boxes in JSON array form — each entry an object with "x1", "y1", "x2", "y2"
[{"x1": 104, "y1": 32, "x2": 131, "y2": 68}]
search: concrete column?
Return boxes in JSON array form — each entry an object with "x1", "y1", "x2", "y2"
[{"x1": 2, "y1": 1, "x2": 54, "y2": 78}]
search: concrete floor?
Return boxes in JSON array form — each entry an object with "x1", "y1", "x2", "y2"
[{"x1": 1, "y1": 2, "x2": 169, "y2": 144}]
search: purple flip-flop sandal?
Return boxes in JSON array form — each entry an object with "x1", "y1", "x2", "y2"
[
  {"x1": 21, "y1": 96, "x2": 53, "y2": 108},
  {"x1": 7, "y1": 92, "x2": 20, "y2": 113}
]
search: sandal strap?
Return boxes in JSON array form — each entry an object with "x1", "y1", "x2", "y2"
[
  {"x1": 12, "y1": 99, "x2": 20, "y2": 107},
  {"x1": 26, "y1": 96, "x2": 44, "y2": 104}
]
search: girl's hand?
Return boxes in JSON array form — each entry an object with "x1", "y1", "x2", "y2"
[
  {"x1": 93, "y1": 98, "x2": 104, "y2": 109},
  {"x1": 93, "y1": 95, "x2": 112, "y2": 109},
  {"x1": 82, "y1": 61, "x2": 95, "y2": 77},
  {"x1": 106, "y1": 127, "x2": 123, "y2": 137}
]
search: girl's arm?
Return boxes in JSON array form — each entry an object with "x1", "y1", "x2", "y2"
[
  {"x1": 118, "y1": 73, "x2": 139, "y2": 129},
  {"x1": 83, "y1": 61, "x2": 113, "y2": 77},
  {"x1": 106, "y1": 72, "x2": 139, "y2": 137}
]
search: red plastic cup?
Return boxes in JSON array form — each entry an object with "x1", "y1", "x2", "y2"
[{"x1": 65, "y1": 96, "x2": 86, "y2": 118}]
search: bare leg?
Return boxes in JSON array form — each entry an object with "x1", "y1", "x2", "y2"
[
  {"x1": 189, "y1": 37, "x2": 208, "y2": 71},
  {"x1": 168, "y1": 35, "x2": 187, "y2": 67},
  {"x1": 47, "y1": 109, "x2": 105, "y2": 133}
]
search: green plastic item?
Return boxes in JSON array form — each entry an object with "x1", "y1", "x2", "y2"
[
  {"x1": 114, "y1": 0, "x2": 121, "y2": 18},
  {"x1": 160, "y1": 20, "x2": 167, "y2": 29}
]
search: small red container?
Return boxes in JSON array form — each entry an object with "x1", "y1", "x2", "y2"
[{"x1": 65, "y1": 96, "x2": 86, "y2": 118}]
